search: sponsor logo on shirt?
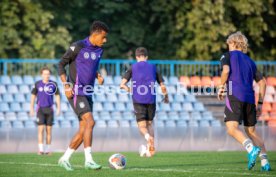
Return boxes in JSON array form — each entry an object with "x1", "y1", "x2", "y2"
[
  {"x1": 91, "y1": 52, "x2": 97, "y2": 60},
  {"x1": 84, "y1": 52, "x2": 89, "y2": 59},
  {"x1": 38, "y1": 87, "x2": 43, "y2": 92},
  {"x1": 79, "y1": 102, "x2": 85, "y2": 108}
]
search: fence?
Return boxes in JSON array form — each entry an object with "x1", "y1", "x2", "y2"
[{"x1": 0, "y1": 59, "x2": 275, "y2": 77}]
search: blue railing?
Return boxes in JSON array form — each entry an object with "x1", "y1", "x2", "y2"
[{"x1": 0, "y1": 59, "x2": 275, "y2": 77}]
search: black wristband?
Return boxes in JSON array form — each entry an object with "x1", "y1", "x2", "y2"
[{"x1": 258, "y1": 101, "x2": 263, "y2": 104}]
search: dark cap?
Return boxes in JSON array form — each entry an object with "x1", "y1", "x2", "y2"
[{"x1": 135, "y1": 47, "x2": 148, "y2": 57}]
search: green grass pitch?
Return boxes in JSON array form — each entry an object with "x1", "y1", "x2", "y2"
[{"x1": 0, "y1": 152, "x2": 275, "y2": 177}]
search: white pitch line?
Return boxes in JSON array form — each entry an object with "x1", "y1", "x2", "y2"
[{"x1": 0, "y1": 161, "x2": 273, "y2": 177}]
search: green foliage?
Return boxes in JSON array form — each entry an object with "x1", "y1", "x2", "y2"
[{"x1": 1, "y1": 0, "x2": 275, "y2": 60}]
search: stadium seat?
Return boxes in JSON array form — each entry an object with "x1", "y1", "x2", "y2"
[
  {"x1": 183, "y1": 103, "x2": 193, "y2": 112},
  {"x1": 13, "y1": 121, "x2": 24, "y2": 128},
  {"x1": 265, "y1": 86, "x2": 275, "y2": 95},
  {"x1": 155, "y1": 120, "x2": 165, "y2": 127},
  {"x1": 266, "y1": 77, "x2": 276, "y2": 86},
  {"x1": 176, "y1": 120, "x2": 187, "y2": 127},
  {"x1": 107, "y1": 120, "x2": 119, "y2": 128},
  {"x1": 0, "y1": 85, "x2": 7, "y2": 94},
  {"x1": 11, "y1": 75, "x2": 23, "y2": 85},
  {"x1": 118, "y1": 94, "x2": 129, "y2": 102},
  {"x1": 0, "y1": 113, "x2": 4, "y2": 121},
  {"x1": 202, "y1": 111, "x2": 214, "y2": 120},
  {"x1": 18, "y1": 85, "x2": 30, "y2": 94},
  {"x1": 22, "y1": 103, "x2": 31, "y2": 112},
  {"x1": 34, "y1": 76, "x2": 41, "y2": 82},
  {"x1": 111, "y1": 111, "x2": 122, "y2": 120},
  {"x1": 169, "y1": 76, "x2": 179, "y2": 85},
  {"x1": 130, "y1": 120, "x2": 138, "y2": 127},
  {"x1": 180, "y1": 76, "x2": 190, "y2": 86},
  {"x1": 103, "y1": 103, "x2": 114, "y2": 111},
  {"x1": 24, "y1": 120, "x2": 36, "y2": 128},
  {"x1": 163, "y1": 76, "x2": 169, "y2": 84},
  {"x1": 191, "y1": 112, "x2": 202, "y2": 120},
  {"x1": 165, "y1": 120, "x2": 176, "y2": 127},
  {"x1": 14, "y1": 94, "x2": 26, "y2": 103},
  {"x1": 171, "y1": 103, "x2": 182, "y2": 111},
  {"x1": 10, "y1": 103, "x2": 22, "y2": 112},
  {"x1": 95, "y1": 120, "x2": 107, "y2": 128},
  {"x1": 174, "y1": 95, "x2": 185, "y2": 102},
  {"x1": 185, "y1": 94, "x2": 197, "y2": 102},
  {"x1": 56, "y1": 115, "x2": 65, "y2": 121},
  {"x1": 157, "y1": 111, "x2": 168, "y2": 120},
  {"x1": 100, "y1": 112, "x2": 111, "y2": 120},
  {"x1": 71, "y1": 120, "x2": 79, "y2": 128},
  {"x1": 199, "y1": 120, "x2": 210, "y2": 127},
  {"x1": 3, "y1": 94, "x2": 14, "y2": 103},
  {"x1": 201, "y1": 76, "x2": 212, "y2": 86},
  {"x1": 107, "y1": 94, "x2": 117, "y2": 102},
  {"x1": 168, "y1": 111, "x2": 179, "y2": 120},
  {"x1": 264, "y1": 94, "x2": 274, "y2": 103},
  {"x1": 25, "y1": 94, "x2": 31, "y2": 102},
  {"x1": 120, "y1": 120, "x2": 130, "y2": 127},
  {"x1": 190, "y1": 76, "x2": 201, "y2": 86},
  {"x1": 5, "y1": 112, "x2": 17, "y2": 121},
  {"x1": 115, "y1": 102, "x2": 126, "y2": 111},
  {"x1": 122, "y1": 111, "x2": 134, "y2": 120},
  {"x1": 95, "y1": 94, "x2": 106, "y2": 102},
  {"x1": 17, "y1": 112, "x2": 29, "y2": 120},
  {"x1": 211, "y1": 120, "x2": 222, "y2": 127},
  {"x1": 94, "y1": 102, "x2": 103, "y2": 111},
  {"x1": 0, "y1": 103, "x2": 10, "y2": 112},
  {"x1": 104, "y1": 76, "x2": 114, "y2": 85},
  {"x1": 60, "y1": 120, "x2": 71, "y2": 128},
  {"x1": 0, "y1": 75, "x2": 11, "y2": 85},
  {"x1": 61, "y1": 102, "x2": 69, "y2": 112},
  {"x1": 212, "y1": 76, "x2": 221, "y2": 86},
  {"x1": 193, "y1": 102, "x2": 205, "y2": 111},
  {"x1": 167, "y1": 85, "x2": 177, "y2": 94},
  {"x1": 188, "y1": 120, "x2": 199, "y2": 127},
  {"x1": 23, "y1": 75, "x2": 35, "y2": 85},
  {"x1": 179, "y1": 112, "x2": 190, "y2": 120},
  {"x1": 160, "y1": 103, "x2": 171, "y2": 111},
  {"x1": 7, "y1": 85, "x2": 18, "y2": 94},
  {"x1": 114, "y1": 76, "x2": 122, "y2": 85},
  {"x1": 262, "y1": 102, "x2": 272, "y2": 112},
  {"x1": 126, "y1": 103, "x2": 134, "y2": 111},
  {"x1": 50, "y1": 76, "x2": 57, "y2": 82},
  {"x1": 1, "y1": 121, "x2": 12, "y2": 129}
]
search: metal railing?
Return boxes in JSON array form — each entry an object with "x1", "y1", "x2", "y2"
[{"x1": 0, "y1": 59, "x2": 275, "y2": 77}]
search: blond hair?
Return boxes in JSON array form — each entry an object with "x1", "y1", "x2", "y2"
[{"x1": 226, "y1": 31, "x2": 248, "y2": 53}]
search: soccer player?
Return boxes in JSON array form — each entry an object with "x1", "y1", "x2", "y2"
[
  {"x1": 30, "y1": 66, "x2": 61, "y2": 155},
  {"x1": 57, "y1": 21, "x2": 108, "y2": 171},
  {"x1": 218, "y1": 31, "x2": 271, "y2": 171},
  {"x1": 120, "y1": 47, "x2": 169, "y2": 157}
]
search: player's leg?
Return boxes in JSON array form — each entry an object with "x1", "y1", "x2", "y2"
[
  {"x1": 244, "y1": 126, "x2": 271, "y2": 171},
  {"x1": 45, "y1": 108, "x2": 54, "y2": 155},
  {"x1": 37, "y1": 125, "x2": 45, "y2": 155},
  {"x1": 137, "y1": 120, "x2": 150, "y2": 140},
  {"x1": 225, "y1": 121, "x2": 247, "y2": 144},
  {"x1": 146, "y1": 103, "x2": 156, "y2": 155}
]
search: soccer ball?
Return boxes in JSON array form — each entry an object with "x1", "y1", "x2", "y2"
[
  {"x1": 139, "y1": 144, "x2": 152, "y2": 157},
  {"x1": 108, "y1": 153, "x2": 126, "y2": 170}
]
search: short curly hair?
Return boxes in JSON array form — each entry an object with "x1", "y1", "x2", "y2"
[
  {"x1": 90, "y1": 21, "x2": 109, "y2": 33},
  {"x1": 226, "y1": 31, "x2": 248, "y2": 53}
]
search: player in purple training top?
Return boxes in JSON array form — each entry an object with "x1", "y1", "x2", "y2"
[
  {"x1": 57, "y1": 21, "x2": 108, "y2": 171},
  {"x1": 120, "y1": 47, "x2": 169, "y2": 157},
  {"x1": 30, "y1": 66, "x2": 61, "y2": 155},
  {"x1": 218, "y1": 31, "x2": 271, "y2": 171}
]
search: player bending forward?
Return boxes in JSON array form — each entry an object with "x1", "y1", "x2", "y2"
[
  {"x1": 57, "y1": 21, "x2": 108, "y2": 171},
  {"x1": 120, "y1": 47, "x2": 169, "y2": 157},
  {"x1": 218, "y1": 31, "x2": 271, "y2": 171}
]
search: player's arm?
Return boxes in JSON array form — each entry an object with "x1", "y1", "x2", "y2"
[
  {"x1": 96, "y1": 72, "x2": 104, "y2": 85},
  {"x1": 218, "y1": 53, "x2": 230, "y2": 101},
  {"x1": 156, "y1": 70, "x2": 169, "y2": 103},
  {"x1": 30, "y1": 83, "x2": 38, "y2": 117},
  {"x1": 58, "y1": 43, "x2": 78, "y2": 98},
  {"x1": 254, "y1": 70, "x2": 266, "y2": 116},
  {"x1": 55, "y1": 85, "x2": 61, "y2": 116},
  {"x1": 120, "y1": 68, "x2": 132, "y2": 92}
]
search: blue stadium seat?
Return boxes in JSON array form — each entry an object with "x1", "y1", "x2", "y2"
[
  {"x1": 176, "y1": 120, "x2": 187, "y2": 127},
  {"x1": 167, "y1": 85, "x2": 177, "y2": 94},
  {"x1": 95, "y1": 120, "x2": 106, "y2": 128},
  {"x1": 34, "y1": 76, "x2": 41, "y2": 82},
  {"x1": 191, "y1": 112, "x2": 202, "y2": 120},
  {"x1": 17, "y1": 112, "x2": 29, "y2": 120},
  {"x1": 0, "y1": 113, "x2": 4, "y2": 121},
  {"x1": 19, "y1": 85, "x2": 30, "y2": 94},
  {"x1": 179, "y1": 112, "x2": 190, "y2": 120},
  {"x1": 24, "y1": 120, "x2": 36, "y2": 128},
  {"x1": 61, "y1": 102, "x2": 68, "y2": 112},
  {"x1": 171, "y1": 103, "x2": 182, "y2": 111},
  {"x1": 10, "y1": 103, "x2": 22, "y2": 112},
  {"x1": 168, "y1": 111, "x2": 179, "y2": 120},
  {"x1": 50, "y1": 76, "x2": 57, "y2": 82},
  {"x1": 13, "y1": 121, "x2": 24, "y2": 128},
  {"x1": 160, "y1": 103, "x2": 171, "y2": 111},
  {"x1": 120, "y1": 120, "x2": 130, "y2": 127},
  {"x1": 94, "y1": 102, "x2": 103, "y2": 111},
  {"x1": 199, "y1": 120, "x2": 210, "y2": 127},
  {"x1": 185, "y1": 94, "x2": 197, "y2": 102},
  {"x1": 22, "y1": 103, "x2": 31, "y2": 112},
  {"x1": 100, "y1": 112, "x2": 111, "y2": 120},
  {"x1": 11, "y1": 75, "x2": 23, "y2": 85},
  {"x1": 1, "y1": 121, "x2": 12, "y2": 129},
  {"x1": 202, "y1": 111, "x2": 214, "y2": 120},
  {"x1": 56, "y1": 115, "x2": 65, "y2": 121},
  {"x1": 3, "y1": 94, "x2": 14, "y2": 103},
  {"x1": 14, "y1": 94, "x2": 26, "y2": 103},
  {"x1": 103, "y1": 103, "x2": 114, "y2": 111},
  {"x1": 111, "y1": 111, "x2": 122, "y2": 118},
  {"x1": 60, "y1": 120, "x2": 71, "y2": 128},
  {"x1": 0, "y1": 76, "x2": 11, "y2": 85},
  {"x1": 7, "y1": 85, "x2": 18, "y2": 94},
  {"x1": 72, "y1": 120, "x2": 79, "y2": 128},
  {"x1": 163, "y1": 76, "x2": 168, "y2": 84},
  {"x1": 0, "y1": 103, "x2": 10, "y2": 112},
  {"x1": 25, "y1": 94, "x2": 31, "y2": 102},
  {"x1": 0, "y1": 85, "x2": 7, "y2": 94},
  {"x1": 107, "y1": 94, "x2": 117, "y2": 102},
  {"x1": 104, "y1": 76, "x2": 114, "y2": 85},
  {"x1": 157, "y1": 111, "x2": 168, "y2": 120},
  {"x1": 183, "y1": 103, "x2": 193, "y2": 112},
  {"x1": 174, "y1": 95, "x2": 185, "y2": 102},
  {"x1": 126, "y1": 103, "x2": 134, "y2": 111},
  {"x1": 114, "y1": 76, "x2": 122, "y2": 85},
  {"x1": 5, "y1": 112, "x2": 17, "y2": 121},
  {"x1": 23, "y1": 75, "x2": 35, "y2": 85},
  {"x1": 169, "y1": 76, "x2": 179, "y2": 85},
  {"x1": 211, "y1": 120, "x2": 222, "y2": 127},
  {"x1": 130, "y1": 120, "x2": 138, "y2": 127},
  {"x1": 188, "y1": 120, "x2": 199, "y2": 127},
  {"x1": 95, "y1": 94, "x2": 106, "y2": 102},
  {"x1": 107, "y1": 120, "x2": 119, "y2": 128},
  {"x1": 122, "y1": 111, "x2": 134, "y2": 120},
  {"x1": 155, "y1": 120, "x2": 165, "y2": 127},
  {"x1": 118, "y1": 94, "x2": 129, "y2": 102},
  {"x1": 193, "y1": 102, "x2": 205, "y2": 111},
  {"x1": 115, "y1": 102, "x2": 125, "y2": 111},
  {"x1": 165, "y1": 120, "x2": 176, "y2": 127}
]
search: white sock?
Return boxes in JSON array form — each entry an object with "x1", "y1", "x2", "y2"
[
  {"x1": 45, "y1": 144, "x2": 51, "y2": 153},
  {"x1": 242, "y1": 139, "x2": 254, "y2": 153},
  {"x1": 84, "y1": 147, "x2": 93, "y2": 163},
  {"x1": 259, "y1": 153, "x2": 269, "y2": 166},
  {"x1": 62, "y1": 147, "x2": 75, "y2": 161},
  {"x1": 38, "y1": 144, "x2": 44, "y2": 152},
  {"x1": 144, "y1": 133, "x2": 150, "y2": 141}
]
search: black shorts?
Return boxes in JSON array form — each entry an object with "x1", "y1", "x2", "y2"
[
  {"x1": 37, "y1": 107, "x2": 54, "y2": 126},
  {"x1": 68, "y1": 95, "x2": 93, "y2": 120},
  {"x1": 133, "y1": 103, "x2": 156, "y2": 122},
  {"x1": 224, "y1": 95, "x2": 257, "y2": 126}
]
